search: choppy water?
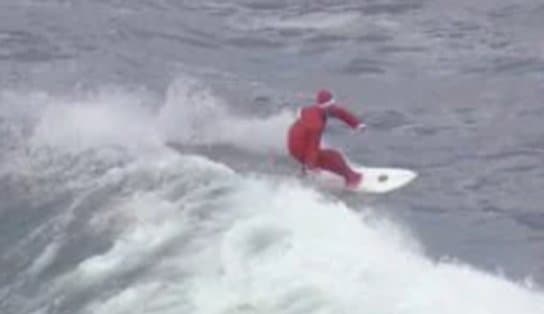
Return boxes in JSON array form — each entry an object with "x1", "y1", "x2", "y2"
[{"x1": 1, "y1": 1, "x2": 544, "y2": 313}]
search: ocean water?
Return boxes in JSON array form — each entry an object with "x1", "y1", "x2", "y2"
[{"x1": 1, "y1": 1, "x2": 544, "y2": 313}]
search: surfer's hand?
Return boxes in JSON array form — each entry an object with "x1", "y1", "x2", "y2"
[{"x1": 353, "y1": 123, "x2": 366, "y2": 133}]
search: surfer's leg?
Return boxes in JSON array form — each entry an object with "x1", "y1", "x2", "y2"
[
  {"x1": 287, "y1": 124, "x2": 306, "y2": 164},
  {"x1": 317, "y1": 149, "x2": 362, "y2": 187},
  {"x1": 303, "y1": 127, "x2": 322, "y2": 169},
  {"x1": 288, "y1": 124, "x2": 312, "y2": 176}
]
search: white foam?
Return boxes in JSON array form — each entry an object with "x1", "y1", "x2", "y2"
[
  {"x1": 29, "y1": 89, "x2": 162, "y2": 153},
  {"x1": 229, "y1": 10, "x2": 361, "y2": 34},
  {"x1": 262, "y1": 11, "x2": 361, "y2": 32},
  {"x1": 78, "y1": 177, "x2": 543, "y2": 314},
  {"x1": 28, "y1": 242, "x2": 61, "y2": 277},
  {"x1": 157, "y1": 77, "x2": 295, "y2": 155},
  {"x1": 3, "y1": 79, "x2": 294, "y2": 165},
  {"x1": 44, "y1": 153, "x2": 235, "y2": 303}
]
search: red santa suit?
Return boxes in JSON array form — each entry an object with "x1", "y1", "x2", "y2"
[{"x1": 287, "y1": 89, "x2": 364, "y2": 188}]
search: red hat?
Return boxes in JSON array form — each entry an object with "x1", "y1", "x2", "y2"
[{"x1": 316, "y1": 89, "x2": 333, "y2": 104}]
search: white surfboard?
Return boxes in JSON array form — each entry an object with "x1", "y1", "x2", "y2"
[{"x1": 309, "y1": 166, "x2": 417, "y2": 194}]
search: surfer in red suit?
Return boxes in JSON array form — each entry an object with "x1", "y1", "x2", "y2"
[{"x1": 287, "y1": 89, "x2": 365, "y2": 188}]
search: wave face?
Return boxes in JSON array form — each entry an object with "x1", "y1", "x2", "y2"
[{"x1": 1, "y1": 81, "x2": 543, "y2": 314}]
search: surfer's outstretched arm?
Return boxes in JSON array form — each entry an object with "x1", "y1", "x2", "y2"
[{"x1": 328, "y1": 105, "x2": 364, "y2": 129}]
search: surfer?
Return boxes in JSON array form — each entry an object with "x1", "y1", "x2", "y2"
[{"x1": 287, "y1": 89, "x2": 365, "y2": 189}]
